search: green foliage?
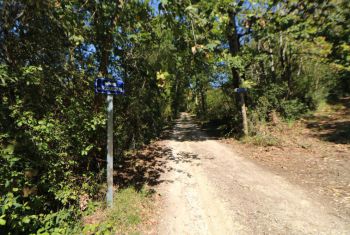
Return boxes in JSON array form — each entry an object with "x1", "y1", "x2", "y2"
[
  {"x1": 0, "y1": 1, "x2": 175, "y2": 234},
  {"x1": 279, "y1": 99, "x2": 308, "y2": 120},
  {"x1": 205, "y1": 89, "x2": 232, "y2": 120},
  {"x1": 0, "y1": 0, "x2": 349, "y2": 233},
  {"x1": 186, "y1": 0, "x2": 348, "y2": 137}
]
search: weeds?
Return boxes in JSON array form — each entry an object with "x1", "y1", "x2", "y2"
[
  {"x1": 242, "y1": 133, "x2": 282, "y2": 147},
  {"x1": 77, "y1": 187, "x2": 153, "y2": 235}
]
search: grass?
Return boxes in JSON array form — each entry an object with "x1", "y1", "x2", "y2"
[
  {"x1": 77, "y1": 187, "x2": 153, "y2": 235},
  {"x1": 241, "y1": 133, "x2": 282, "y2": 147}
]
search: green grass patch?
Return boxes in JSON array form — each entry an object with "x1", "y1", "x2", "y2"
[{"x1": 78, "y1": 187, "x2": 153, "y2": 235}]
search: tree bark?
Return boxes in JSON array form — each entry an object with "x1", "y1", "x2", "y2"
[
  {"x1": 240, "y1": 93, "x2": 248, "y2": 136},
  {"x1": 227, "y1": 8, "x2": 249, "y2": 136},
  {"x1": 268, "y1": 39, "x2": 276, "y2": 82},
  {"x1": 200, "y1": 86, "x2": 206, "y2": 114}
]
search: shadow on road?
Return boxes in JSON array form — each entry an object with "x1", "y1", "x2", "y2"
[
  {"x1": 114, "y1": 144, "x2": 172, "y2": 191},
  {"x1": 114, "y1": 143, "x2": 201, "y2": 191},
  {"x1": 166, "y1": 114, "x2": 223, "y2": 142},
  {"x1": 114, "y1": 113, "x2": 220, "y2": 191}
]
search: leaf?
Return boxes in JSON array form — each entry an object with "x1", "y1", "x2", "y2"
[
  {"x1": 206, "y1": 40, "x2": 220, "y2": 51},
  {"x1": 22, "y1": 217, "x2": 30, "y2": 224},
  {"x1": 241, "y1": 80, "x2": 256, "y2": 89},
  {"x1": 0, "y1": 219, "x2": 6, "y2": 226},
  {"x1": 185, "y1": 5, "x2": 198, "y2": 16}
]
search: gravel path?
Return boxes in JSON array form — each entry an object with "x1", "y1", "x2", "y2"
[{"x1": 156, "y1": 113, "x2": 350, "y2": 235}]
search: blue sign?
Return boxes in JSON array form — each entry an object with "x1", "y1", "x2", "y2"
[
  {"x1": 234, "y1": 88, "x2": 247, "y2": 93},
  {"x1": 95, "y1": 78, "x2": 124, "y2": 95}
]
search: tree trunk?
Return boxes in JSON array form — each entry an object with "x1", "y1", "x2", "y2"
[
  {"x1": 240, "y1": 93, "x2": 248, "y2": 135},
  {"x1": 279, "y1": 32, "x2": 292, "y2": 97},
  {"x1": 227, "y1": 11, "x2": 240, "y2": 89},
  {"x1": 227, "y1": 9, "x2": 249, "y2": 136},
  {"x1": 200, "y1": 87, "x2": 206, "y2": 114},
  {"x1": 268, "y1": 39, "x2": 276, "y2": 82}
]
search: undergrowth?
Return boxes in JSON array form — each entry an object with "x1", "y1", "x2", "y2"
[
  {"x1": 77, "y1": 187, "x2": 153, "y2": 235},
  {"x1": 241, "y1": 133, "x2": 282, "y2": 147}
]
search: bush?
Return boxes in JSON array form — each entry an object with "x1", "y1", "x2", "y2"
[
  {"x1": 205, "y1": 89, "x2": 233, "y2": 121},
  {"x1": 280, "y1": 99, "x2": 308, "y2": 120}
]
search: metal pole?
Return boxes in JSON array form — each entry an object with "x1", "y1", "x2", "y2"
[{"x1": 106, "y1": 94, "x2": 113, "y2": 207}]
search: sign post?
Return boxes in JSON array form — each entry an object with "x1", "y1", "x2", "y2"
[
  {"x1": 106, "y1": 94, "x2": 113, "y2": 207},
  {"x1": 234, "y1": 87, "x2": 247, "y2": 94},
  {"x1": 95, "y1": 78, "x2": 124, "y2": 208}
]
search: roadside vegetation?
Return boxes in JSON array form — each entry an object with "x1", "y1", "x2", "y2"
[
  {"x1": 78, "y1": 187, "x2": 154, "y2": 235},
  {"x1": 0, "y1": 0, "x2": 349, "y2": 234}
]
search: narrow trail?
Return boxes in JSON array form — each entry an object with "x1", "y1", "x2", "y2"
[{"x1": 156, "y1": 113, "x2": 350, "y2": 235}]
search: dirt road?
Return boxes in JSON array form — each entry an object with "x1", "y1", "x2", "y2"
[{"x1": 156, "y1": 113, "x2": 350, "y2": 235}]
